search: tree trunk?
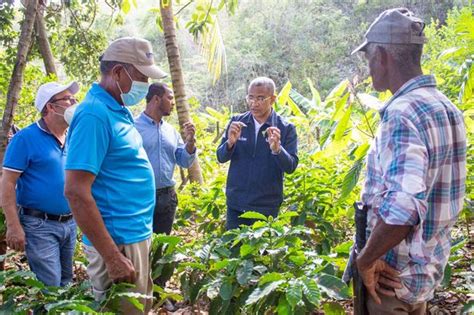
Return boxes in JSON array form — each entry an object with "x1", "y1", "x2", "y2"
[
  {"x1": 35, "y1": 5, "x2": 56, "y2": 76},
  {"x1": 1, "y1": 0, "x2": 39, "y2": 163},
  {"x1": 0, "y1": 0, "x2": 39, "y2": 271},
  {"x1": 160, "y1": 0, "x2": 203, "y2": 184}
]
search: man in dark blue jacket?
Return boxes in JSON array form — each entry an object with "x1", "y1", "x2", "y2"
[{"x1": 217, "y1": 77, "x2": 298, "y2": 230}]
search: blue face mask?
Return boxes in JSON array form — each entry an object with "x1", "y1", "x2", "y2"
[{"x1": 116, "y1": 68, "x2": 149, "y2": 106}]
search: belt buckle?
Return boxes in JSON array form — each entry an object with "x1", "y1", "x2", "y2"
[{"x1": 58, "y1": 214, "x2": 68, "y2": 222}]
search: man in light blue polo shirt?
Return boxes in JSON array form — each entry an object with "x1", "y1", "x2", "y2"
[
  {"x1": 64, "y1": 37, "x2": 167, "y2": 314},
  {"x1": 135, "y1": 82, "x2": 196, "y2": 235},
  {"x1": 1, "y1": 81, "x2": 79, "y2": 286}
]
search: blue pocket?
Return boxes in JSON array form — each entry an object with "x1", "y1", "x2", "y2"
[{"x1": 20, "y1": 214, "x2": 45, "y2": 230}]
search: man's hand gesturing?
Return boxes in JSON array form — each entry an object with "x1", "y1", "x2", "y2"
[{"x1": 227, "y1": 122, "x2": 246, "y2": 149}]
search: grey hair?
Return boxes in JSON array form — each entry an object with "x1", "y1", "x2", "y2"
[{"x1": 248, "y1": 77, "x2": 276, "y2": 95}]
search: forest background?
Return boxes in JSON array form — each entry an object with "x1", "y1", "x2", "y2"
[{"x1": 0, "y1": 0, "x2": 472, "y2": 314}]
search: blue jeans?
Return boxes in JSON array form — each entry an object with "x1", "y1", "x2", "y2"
[{"x1": 20, "y1": 213, "x2": 77, "y2": 287}]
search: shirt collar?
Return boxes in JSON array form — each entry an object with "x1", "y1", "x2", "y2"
[
  {"x1": 379, "y1": 75, "x2": 437, "y2": 118},
  {"x1": 265, "y1": 109, "x2": 278, "y2": 126},
  {"x1": 90, "y1": 83, "x2": 123, "y2": 112},
  {"x1": 253, "y1": 115, "x2": 262, "y2": 127},
  {"x1": 36, "y1": 118, "x2": 51, "y2": 134},
  {"x1": 36, "y1": 118, "x2": 67, "y2": 147},
  {"x1": 90, "y1": 83, "x2": 135, "y2": 122},
  {"x1": 139, "y1": 112, "x2": 163, "y2": 126}
]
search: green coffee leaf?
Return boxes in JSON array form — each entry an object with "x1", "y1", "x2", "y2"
[
  {"x1": 236, "y1": 260, "x2": 254, "y2": 285},
  {"x1": 239, "y1": 211, "x2": 268, "y2": 221},
  {"x1": 286, "y1": 280, "x2": 303, "y2": 309},
  {"x1": 245, "y1": 280, "x2": 285, "y2": 305}
]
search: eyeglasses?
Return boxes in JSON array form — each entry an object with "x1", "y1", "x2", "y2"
[
  {"x1": 246, "y1": 95, "x2": 272, "y2": 104},
  {"x1": 50, "y1": 96, "x2": 77, "y2": 104},
  {"x1": 50, "y1": 103, "x2": 69, "y2": 110}
]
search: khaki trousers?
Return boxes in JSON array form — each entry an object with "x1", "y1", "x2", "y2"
[
  {"x1": 367, "y1": 294, "x2": 427, "y2": 315},
  {"x1": 84, "y1": 238, "x2": 153, "y2": 314}
]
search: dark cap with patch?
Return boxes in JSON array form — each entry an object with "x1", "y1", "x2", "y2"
[{"x1": 352, "y1": 8, "x2": 426, "y2": 55}]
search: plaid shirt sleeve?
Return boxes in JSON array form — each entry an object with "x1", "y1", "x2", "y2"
[{"x1": 377, "y1": 113, "x2": 428, "y2": 226}]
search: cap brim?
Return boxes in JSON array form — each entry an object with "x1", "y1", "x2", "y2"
[
  {"x1": 48, "y1": 81, "x2": 80, "y2": 99},
  {"x1": 351, "y1": 39, "x2": 368, "y2": 55},
  {"x1": 64, "y1": 81, "x2": 80, "y2": 95},
  {"x1": 135, "y1": 65, "x2": 168, "y2": 80},
  {"x1": 50, "y1": 81, "x2": 80, "y2": 96}
]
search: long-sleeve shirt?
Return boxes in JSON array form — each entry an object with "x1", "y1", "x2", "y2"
[
  {"x1": 217, "y1": 110, "x2": 298, "y2": 214},
  {"x1": 135, "y1": 112, "x2": 196, "y2": 189},
  {"x1": 362, "y1": 75, "x2": 467, "y2": 304}
]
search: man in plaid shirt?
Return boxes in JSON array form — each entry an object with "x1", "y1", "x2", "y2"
[{"x1": 351, "y1": 8, "x2": 467, "y2": 314}]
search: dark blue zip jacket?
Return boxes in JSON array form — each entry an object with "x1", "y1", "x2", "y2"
[{"x1": 216, "y1": 110, "x2": 298, "y2": 214}]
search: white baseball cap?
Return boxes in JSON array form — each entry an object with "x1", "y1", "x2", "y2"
[{"x1": 35, "y1": 81, "x2": 80, "y2": 112}]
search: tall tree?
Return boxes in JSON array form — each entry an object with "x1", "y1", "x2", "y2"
[
  {"x1": 0, "y1": 0, "x2": 40, "y2": 271},
  {"x1": 0, "y1": 0, "x2": 40, "y2": 163},
  {"x1": 160, "y1": 0, "x2": 203, "y2": 184},
  {"x1": 35, "y1": 4, "x2": 56, "y2": 76}
]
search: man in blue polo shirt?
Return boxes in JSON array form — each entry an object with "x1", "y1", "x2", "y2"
[
  {"x1": 1, "y1": 81, "x2": 79, "y2": 286},
  {"x1": 64, "y1": 37, "x2": 166, "y2": 314},
  {"x1": 217, "y1": 77, "x2": 299, "y2": 230}
]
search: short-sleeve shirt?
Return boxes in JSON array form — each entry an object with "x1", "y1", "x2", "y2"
[
  {"x1": 3, "y1": 121, "x2": 70, "y2": 215},
  {"x1": 65, "y1": 83, "x2": 155, "y2": 246}
]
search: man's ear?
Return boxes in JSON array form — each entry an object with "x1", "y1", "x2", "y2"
[
  {"x1": 271, "y1": 94, "x2": 277, "y2": 104},
  {"x1": 153, "y1": 95, "x2": 161, "y2": 106},
  {"x1": 111, "y1": 64, "x2": 124, "y2": 81},
  {"x1": 378, "y1": 46, "x2": 389, "y2": 67},
  {"x1": 42, "y1": 103, "x2": 52, "y2": 116}
]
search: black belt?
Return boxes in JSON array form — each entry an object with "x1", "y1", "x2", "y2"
[
  {"x1": 156, "y1": 186, "x2": 174, "y2": 193},
  {"x1": 20, "y1": 207, "x2": 73, "y2": 222}
]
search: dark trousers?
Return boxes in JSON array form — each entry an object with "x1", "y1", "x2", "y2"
[
  {"x1": 367, "y1": 294, "x2": 426, "y2": 314},
  {"x1": 153, "y1": 187, "x2": 178, "y2": 235},
  {"x1": 152, "y1": 187, "x2": 178, "y2": 289}
]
